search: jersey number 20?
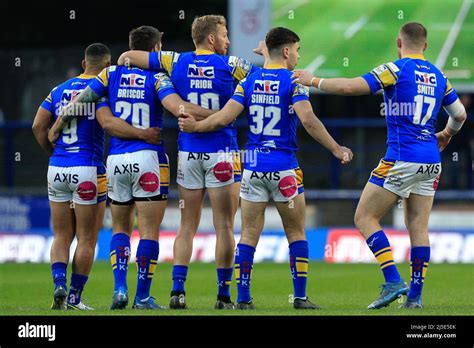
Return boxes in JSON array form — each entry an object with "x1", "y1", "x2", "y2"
[{"x1": 115, "y1": 101, "x2": 150, "y2": 128}]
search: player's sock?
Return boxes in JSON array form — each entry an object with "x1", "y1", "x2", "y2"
[
  {"x1": 135, "y1": 239, "x2": 159, "y2": 300},
  {"x1": 216, "y1": 267, "x2": 233, "y2": 300},
  {"x1": 366, "y1": 230, "x2": 401, "y2": 283},
  {"x1": 110, "y1": 233, "x2": 130, "y2": 292},
  {"x1": 235, "y1": 243, "x2": 255, "y2": 303},
  {"x1": 68, "y1": 273, "x2": 88, "y2": 305},
  {"x1": 171, "y1": 265, "x2": 188, "y2": 294},
  {"x1": 51, "y1": 262, "x2": 67, "y2": 291},
  {"x1": 289, "y1": 240, "x2": 309, "y2": 299},
  {"x1": 408, "y1": 246, "x2": 430, "y2": 299}
]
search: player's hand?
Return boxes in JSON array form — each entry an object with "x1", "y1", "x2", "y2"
[
  {"x1": 139, "y1": 127, "x2": 161, "y2": 144},
  {"x1": 48, "y1": 127, "x2": 60, "y2": 144},
  {"x1": 292, "y1": 70, "x2": 316, "y2": 87},
  {"x1": 436, "y1": 130, "x2": 452, "y2": 151},
  {"x1": 253, "y1": 40, "x2": 269, "y2": 58},
  {"x1": 178, "y1": 112, "x2": 197, "y2": 133},
  {"x1": 332, "y1": 145, "x2": 353, "y2": 164}
]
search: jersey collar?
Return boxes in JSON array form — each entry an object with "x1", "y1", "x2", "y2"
[
  {"x1": 264, "y1": 64, "x2": 286, "y2": 70},
  {"x1": 195, "y1": 49, "x2": 215, "y2": 55},
  {"x1": 404, "y1": 54, "x2": 425, "y2": 60},
  {"x1": 77, "y1": 74, "x2": 96, "y2": 79}
]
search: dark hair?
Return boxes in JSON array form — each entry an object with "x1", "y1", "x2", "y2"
[
  {"x1": 400, "y1": 22, "x2": 427, "y2": 47},
  {"x1": 191, "y1": 15, "x2": 227, "y2": 45},
  {"x1": 129, "y1": 25, "x2": 163, "y2": 51},
  {"x1": 84, "y1": 43, "x2": 111, "y2": 65},
  {"x1": 265, "y1": 27, "x2": 300, "y2": 56}
]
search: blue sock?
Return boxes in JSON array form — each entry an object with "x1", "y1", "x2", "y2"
[
  {"x1": 408, "y1": 246, "x2": 430, "y2": 299},
  {"x1": 110, "y1": 233, "x2": 130, "y2": 292},
  {"x1": 172, "y1": 265, "x2": 188, "y2": 293},
  {"x1": 217, "y1": 267, "x2": 233, "y2": 298},
  {"x1": 235, "y1": 243, "x2": 255, "y2": 304},
  {"x1": 289, "y1": 240, "x2": 309, "y2": 299},
  {"x1": 51, "y1": 262, "x2": 67, "y2": 291},
  {"x1": 135, "y1": 239, "x2": 159, "y2": 300},
  {"x1": 366, "y1": 230, "x2": 401, "y2": 283},
  {"x1": 68, "y1": 273, "x2": 88, "y2": 305}
]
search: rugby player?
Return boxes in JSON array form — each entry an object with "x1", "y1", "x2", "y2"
[
  {"x1": 293, "y1": 22, "x2": 467, "y2": 309},
  {"x1": 48, "y1": 26, "x2": 213, "y2": 310},
  {"x1": 179, "y1": 27, "x2": 353, "y2": 309},
  {"x1": 33, "y1": 43, "x2": 113, "y2": 310},
  {"x1": 117, "y1": 15, "x2": 261, "y2": 309}
]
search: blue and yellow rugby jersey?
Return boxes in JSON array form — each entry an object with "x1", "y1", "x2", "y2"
[
  {"x1": 231, "y1": 64, "x2": 310, "y2": 172},
  {"x1": 41, "y1": 74, "x2": 104, "y2": 167},
  {"x1": 89, "y1": 65, "x2": 176, "y2": 155},
  {"x1": 362, "y1": 54, "x2": 459, "y2": 163},
  {"x1": 148, "y1": 50, "x2": 259, "y2": 152}
]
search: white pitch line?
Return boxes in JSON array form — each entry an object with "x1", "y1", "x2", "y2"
[
  {"x1": 435, "y1": 0, "x2": 472, "y2": 69},
  {"x1": 304, "y1": 55, "x2": 326, "y2": 73},
  {"x1": 344, "y1": 15, "x2": 369, "y2": 40},
  {"x1": 272, "y1": 0, "x2": 309, "y2": 20}
]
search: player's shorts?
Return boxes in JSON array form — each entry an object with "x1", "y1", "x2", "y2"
[
  {"x1": 240, "y1": 167, "x2": 304, "y2": 203},
  {"x1": 368, "y1": 158, "x2": 442, "y2": 198},
  {"x1": 176, "y1": 151, "x2": 241, "y2": 189},
  {"x1": 47, "y1": 165, "x2": 106, "y2": 205},
  {"x1": 106, "y1": 150, "x2": 169, "y2": 204}
]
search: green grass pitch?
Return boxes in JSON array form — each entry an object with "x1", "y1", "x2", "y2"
[
  {"x1": 1, "y1": 262, "x2": 473, "y2": 315},
  {"x1": 272, "y1": 0, "x2": 474, "y2": 87}
]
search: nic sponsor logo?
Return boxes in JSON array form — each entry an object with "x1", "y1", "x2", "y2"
[
  {"x1": 253, "y1": 80, "x2": 280, "y2": 94},
  {"x1": 415, "y1": 70, "x2": 437, "y2": 86},
  {"x1": 187, "y1": 65, "x2": 215, "y2": 78},
  {"x1": 119, "y1": 74, "x2": 146, "y2": 88}
]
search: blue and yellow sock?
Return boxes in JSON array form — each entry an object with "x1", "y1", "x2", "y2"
[
  {"x1": 366, "y1": 230, "x2": 401, "y2": 283},
  {"x1": 234, "y1": 243, "x2": 255, "y2": 304},
  {"x1": 135, "y1": 239, "x2": 159, "y2": 300},
  {"x1": 289, "y1": 240, "x2": 309, "y2": 299},
  {"x1": 68, "y1": 273, "x2": 88, "y2": 305},
  {"x1": 110, "y1": 233, "x2": 130, "y2": 292},
  {"x1": 51, "y1": 262, "x2": 67, "y2": 291},
  {"x1": 217, "y1": 267, "x2": 233, "y2": 299},
  {"x1": 171, "y1": 265, "x2": 188, "y2": 294},
  {"x1": 408, "y1": 246, "x2": 430, "y2": 299}
]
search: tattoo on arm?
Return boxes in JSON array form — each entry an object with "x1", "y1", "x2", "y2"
[{"x1": 60, "y1": 86, "x2": 100, "y2": 123}]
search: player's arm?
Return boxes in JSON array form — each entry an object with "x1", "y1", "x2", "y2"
[
  {"x1": 95, "y1": 101, "x2": 161, "y2": 144},
  {"x1": 154, "y1": 72, "x2": 215, "y2": 120},
  {"x1": 178, "y1": 99, "x2": 243, "y2": 133},
  {"x1": 293, "y1": 70, "x2": 371, "y2": 95},
  {"x1": 48, "y1": 69, "x2": 109, "y2": 143},
  {"x1": 32, "y1": 106, "x2": 54, "y2": 155},
  {"x1": 117, "y1": 50, "x2": 150, "y2": 69},
  {"x1": 436, "y1": 80, "x2": 467, "y2": 151},
  {"x1": 293, "y1": 100, "x2": 353, "y2": 164},
  {"x1": 161, "y1": 94, "x2": 215, "y2": 120}
]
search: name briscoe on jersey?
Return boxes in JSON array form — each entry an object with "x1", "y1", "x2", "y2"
[
  {"x1": 148, "y1": 49, "x2": 259, "y2": 153},
  {"x1": 362, "y1": 54, "x2": 459, "y2": 164},
  {"x1": 87, "y1": 65, "x2": 176, "y2": 155},
  {"x1": 40, "y1": 74, "x2": 104, "y2": 167},
  {"x1": 231, "y1": 64, "x2": 310, "y2": 172}
]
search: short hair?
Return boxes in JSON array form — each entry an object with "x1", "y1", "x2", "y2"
[
  {"x1": 129, "y1": 25, "x2": 163, "y2": 51},
  {"x1": 400, "y1": 22, "x2": 427, "y2": 48},
  {"x1": 84, "y1": 43, "x2": 111, "y2": 66},
  {"x1": 191, "y1": 15, "x2": 227, "y2": 45},
  {"x1": 265, "y1": 27, "x2": 300, "y2": 56}
]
